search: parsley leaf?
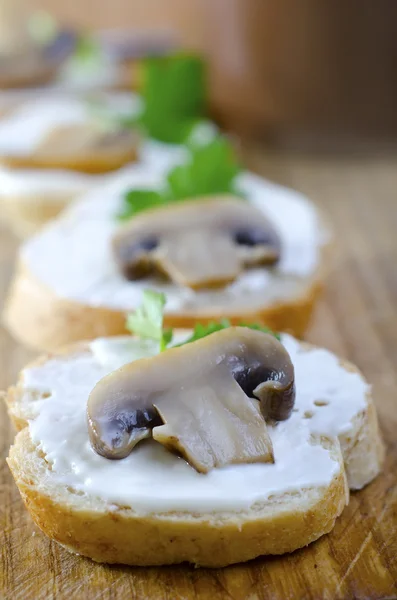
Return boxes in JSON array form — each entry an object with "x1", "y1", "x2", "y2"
[
  {"x1": 73, "y1": 34, "x2": 102, "y2": 64},
  {"x1": 166, "y1": 137, "x2": 241, "y2": 200},
  {"x1": 126, "y1": 290, "x2": 173, "y2": 352},
  {"x1": 117, "y1": 137, "x2": 243, "y2": 221},
  {"x1": 176, "y1": 320, "x2": 280, "y2": 346},
  {"x1": 239, "y1": 323, "x2": 281, "y2": 342},
  {"x1": 82, "y1": 53, "x2": 205, "y2": 141},
  {"x1": 162, "y1": 327, "x2": 174, "y2": 349},
  {"x1": 118, "y1": 189, "x2": 165, "y2": 221},
  {"x1": 126, "y1": 291, "x2": 280, "y2": 352},
  {"x1": 140, "y1": 53, "x2": 206, "y2": 143}
]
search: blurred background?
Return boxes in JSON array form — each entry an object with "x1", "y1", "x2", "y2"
[{"x1": 9, "y1": 0, "x2": 397, "y2": 148}]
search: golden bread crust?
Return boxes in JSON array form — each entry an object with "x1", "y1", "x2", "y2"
[
  {"x1": 3, "y1": 259, "x2": 324, "y2": 351},
  {"x1": 0, "y1": 144, "x2": 137, "y2": 174},
  {"x1": 1, "y1": 194, "x2": 75, "y2": 238}
]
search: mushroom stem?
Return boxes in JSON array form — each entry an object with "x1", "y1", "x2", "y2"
[
  {"x1": 112, "y1": 197, "x2": 281, "y2": 289},
  {"x1": 154, "y1": 230, "x2": 242, "y2": 289}
]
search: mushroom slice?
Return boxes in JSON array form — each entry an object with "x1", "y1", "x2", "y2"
[
  {"x1": 35, "y1": 124, "x2": 138, "y2": 158},
  {"x1": 112, "y1": 197, "x2": 281, "y2": 289},
  {"x1": 87, "y1": 327, "x2": 295, "y2": 473},
  {"x1": 155, "y1": 230, "x2": 242, "y2": 289}
]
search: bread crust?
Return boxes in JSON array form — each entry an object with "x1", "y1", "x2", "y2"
[
  {"x1": 338, "y1": 396, "x2": 385, "y2": 490},
  {"x1": 0, "y1": 60, "x2": 63, "y2": 90},
  {"x1": 0, "y1": 139, "x2": 139, "y2": 236},
  {"x1": 2, "y1": 178, "x2": 333, "y2": 344},
  {"x1": 3, "y1": 259, "x2": 324, "y2": 352},
  {"x1": 4, "y1": 338, "x2": 383, "y2": 566},
  {"x1": 1, "y1": 193, "x2": 74, "y2": 238},
  {"x1": 7, "y1": 429, "x2": 347, "y2": 567},
  {"x1": 0, "y1": 144, "x2": 137, "y2": 174}
]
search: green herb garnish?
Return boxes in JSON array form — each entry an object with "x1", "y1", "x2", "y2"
[
  {"x1": 239, "y1": 322, "x2": 281, "y2": 342},
  {"x1": 83, "y1": 53, "x2": 206, "y2": 142},
  {"x1": 73, "y1": 34, "x2": 102, "y2": 64},
  {"x1": 166, "y1": 137, "x2": 241, "y2": 200},
  {"x1": 126, "y1": 291, "x2": 280, "y2": 353},
  {"x1": 139, "y1": 53, "x2": 206, "y2": 144},
  {"x1": 117, "y1": 137, "x2": 242, "y2": 221},
  {"x1": 176, "y1": 320, "x2": 281, "y2": 346},
  {"x1": 126, "y1": 290, "x2": 173, "y2": 352},
  {"x1": 118, "y1": 189, "x2": 165, "y2": 220}
]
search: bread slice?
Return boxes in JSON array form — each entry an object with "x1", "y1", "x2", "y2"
[
  {"x1": 1, "y1": 191, "x2": 83, "y2": 238},
  {"x1": 3, "y1": 258, "x2": 326, "y2": 351},
  {"x1": 0, "y1": 59, "x2": 60, "y2": 89},
  {"x1": 1, "y1": 192, "x2": 74, "y2": 238},
  {"x1": 4, "y1": 335, "x2": 383, "y2": 566},
  {"x1": 2, "y1": 169, "x2": 332, "y2": 349},
  {"x1": 0, "y1": 93, "x2": 139, "y2": 174},
  {"x1": 0, "y1": 167, "x2": 99, "y2": 237},
  {"x1": 0, "y1": 136, "x2": 138, "y2": 174},
  {"x1": 0, "y1": 93, "x2": 141, "y2": 237},
  {"x1": 7, "y1": 428, "x2": 346, "y2": 567}
]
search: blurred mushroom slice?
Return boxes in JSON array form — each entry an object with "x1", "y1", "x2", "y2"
[
  {"x1": 87, "y1": 327, "x2": 295, "y2": 473},
  {"x1": 112, "y1": 197, "x2": 281, "y2": 289},
  {"x1": 155, "y1": 230, "x2": 242, "y2": 289},
  {"x1": 36, "y1": 123, "x2": 138, "y2": 157},
  {"x1": 0, "y1": 20, "x2": 76, "y2": 89}
]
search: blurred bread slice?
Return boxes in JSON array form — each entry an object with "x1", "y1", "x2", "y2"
[
  {"x1": 0, "y1": 168, "x2": 97, "y2": 237},
  {"x1": 0, "y1": 126, "x2": 138, "y2": 174},
  {"x1": 2, "y1": 160, "x2": 332, "y2": 346},
  {"x1": 3, "y1": 256, "x2": 326, "y2": 350},
  {"x1": 7, "y1": 427, "x2": 347, "y2": 567}
]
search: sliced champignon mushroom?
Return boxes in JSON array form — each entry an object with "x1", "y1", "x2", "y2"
[
  {"x1": 87, "y1": 327, "x2": 295, "y2": 473},
  {"x1": 35, "y1": 124, "x2": 138, "y2": 157},
  {"x1": 112, "y1": 197, "x2": 281, "y2": 289}
]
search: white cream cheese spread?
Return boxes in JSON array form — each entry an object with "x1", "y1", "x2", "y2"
[{"x1": 0, "y1": 166, "x2": 98, "y2": 198}]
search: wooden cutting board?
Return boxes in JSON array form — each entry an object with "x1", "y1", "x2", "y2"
[{"x1": 1, "y1": 149, "x2": 396, "y2": 600}]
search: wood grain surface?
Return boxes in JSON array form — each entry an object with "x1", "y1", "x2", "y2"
[{"x1": 1, "y1": 149, "x2": 397, "y2": 599}]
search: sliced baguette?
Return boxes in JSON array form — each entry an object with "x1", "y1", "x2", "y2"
[
  {"x1": 7, "y1": 427, "x2": 346, "y2": 567},
  {"x1": 0, "y1": 61, "x2": 60, "y2": 89},
  {"x1": 3, "y1": 251, "x2": 327, "y2": 352},
  {"x1": 4, "y1": 337, "x2": 383, "y2": 566},
  {"x1": 0, "y1": 93, "x2": 139, "y2": 175},
  {"x1": 1, "y1": 192, "x2": 80, "y2": 238},
  {"x1": 0, "y1": 167, "x2": 103, "y2": 237},
  {"x1": 2, "y1": 163, "x2": 331, "y2": 348},
  {"x1": 0, "y1": 141, "x2": 138, "y2": 174}
]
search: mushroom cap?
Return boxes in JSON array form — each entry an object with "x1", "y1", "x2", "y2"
[
  {"x1": 87, "y1": 327, "x2": 295, "y2": 473},
  {"x1": 112, "y1": 197, "x2": 281, "y2": 289},
  {"x1": 35, "y1": 124, "x2": 139, "y2": 158}
]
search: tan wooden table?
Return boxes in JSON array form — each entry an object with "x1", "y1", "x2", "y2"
[{"x1": 1, "y1": 149, "x2": 396, "y2": 599}]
